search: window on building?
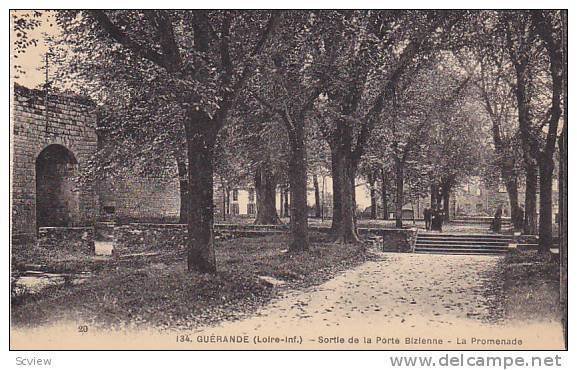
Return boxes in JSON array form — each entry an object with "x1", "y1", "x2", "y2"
[
  {"x1": 248, "y1": 188, "x2": 255, "y2": 203},
  {"x1": 247, "y1": 203, "x2": 256, "y2": 215},
  {"x1": 231, "y1": 203, "x2": 240, "y2": 215},
  {"x1": 232, "y1": 189, "x2": 239, "y2": 202}
]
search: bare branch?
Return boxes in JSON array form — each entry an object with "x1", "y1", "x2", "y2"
[
  {"x1": 216, "y1": 11, "x2": 282, "y2": 126},
  {"x1": 220, "y1": 13, "x2": 233, "y2": 83},
  {"x1": 152, "y1": 10, "x2": 182, "y2": 71},
  {"x1": 88, "y1": 10, "x2": 168, "y2": 69},
  {"x1": 251, "y1": 92, "x2": 294, "y2": 133}
]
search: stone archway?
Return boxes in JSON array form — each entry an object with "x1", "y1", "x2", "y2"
[{"x1": 35, "y1": 144, "x2": 80, "y2": 228}]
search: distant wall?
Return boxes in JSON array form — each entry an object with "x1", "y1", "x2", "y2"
[{"x1": 98, "y1": 175, "x2": 181, "y2": 223}]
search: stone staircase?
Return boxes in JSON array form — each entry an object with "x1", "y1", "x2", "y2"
[
  {"x1": 452, "y1": 216, "x2": 512, "y2": 225},
  {"x1": 414, "y1": 232, "x2": 513, "y2": 255}
]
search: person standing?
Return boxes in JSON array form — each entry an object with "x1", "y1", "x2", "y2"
[
  {"x1": 490, "y1": 205, "x2": 503, "y2": 233},
  {"x1": 431, "y1": 204, "x2": 438, "y2": 231},
  {"x1": 424, "y1": 207, "x2": 432, "y2": 231}
]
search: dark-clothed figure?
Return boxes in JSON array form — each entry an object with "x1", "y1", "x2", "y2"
[
  {"x1": 436, "y1": 208, "x2": 445, "y2": 232},
  {"x1": 431, "y1": 205, "x2": 439, "y2": 232},
  {"x1": 490, "y1": 205, "x2": 503, "y2": 233},
  {"x1": 424, "y1": 207, "x2": 432, "y2": 230}
]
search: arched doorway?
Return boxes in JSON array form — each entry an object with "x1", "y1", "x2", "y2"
[{"x1": 35, "y1": 144, "x2": 80, "y2": 228}]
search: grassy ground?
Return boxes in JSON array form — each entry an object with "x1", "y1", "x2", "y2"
[
  {"x1": 12, "y1": 244, "x2": 106, "y2": 273},
  {"x1": 11, "y1": 232, "x2": 374, "y2": 331},
  {"x1": 497, "y1": 250, "x2": 561, "y2": 323}
]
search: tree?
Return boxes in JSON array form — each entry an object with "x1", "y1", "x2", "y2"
[
  {"x1": 502, "y1": 11, "x2": 542, "y2": 236},
  {"x1": 306, "y1": 124, "x2": 331, "y2": 219},
  {"x1": 52, "y1": 10, "x2": 279, "y2": 272},
  {"x1": 558, "y1": 10, "x2": 567, "y2": 348},
  {"x1": 11, "y1": 11, "x2": 43, "y2": 79},
  {"x1": 221, "y1": 106, "x2": 287, "y2": 224},
  {"x1": 359, "y1": 165, "x2": 380, "y2": 220},
  {"x1": 503, "y1": 11, "x2": 563, "y2": 249},
  {"x1": 530, "y1": 10, "x2": 564, "y2": 253},
  {"x1": 316, "y1": 10, "x2": 454, "y2": 240},
  {"x1": 249, "y1": 11, "x2": 338, "y2": 251},
  {"x1": 425, "y1": 96, "x2": 488, "y2": 221},
  {"x1": 375, "y1": 56, "x2": 471, "y2": 228},
  {"x1": 456, "y1": 31, "x2": 526, "y2": 229}
]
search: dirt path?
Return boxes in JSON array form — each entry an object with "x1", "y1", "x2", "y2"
[
  {"x1": 187, "y1": 253, "x2": 563, "y2": 350},
  {"x1": 12, "y1": 252, "x2": 563, "y2": 350}
]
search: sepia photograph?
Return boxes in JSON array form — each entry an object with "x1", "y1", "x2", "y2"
[{"x1": 8, "y1": 6, "x2": 568, "y2": 353}]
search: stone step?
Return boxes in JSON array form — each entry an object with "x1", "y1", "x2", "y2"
[
  {"x1": 414, "y1": 232, "x2": 513, "y2": 255},
  {"x1": 451, "y1": 220, "x2": 512, "y2": 224},
  {"x1": 418, "y1": 233, "x2": 511, "y2": 239},
  {"x1": 417, "y1": 237, "x2": 512, "y2": 243},
  {"x1": 416, "y1": 239, "x2": 510, "y2": 246},
  {"x1": 414, "y1": 244, "x2": 510, "y2": 250},
  {"x1": 452, "y1": 217, "x2": 512, "y2": 222},
  {"x1": 219, "y1": 229, "x2": 285, "y2": 236},
  {"x1": 414, "y1": 249, "x2": 507, "y2": 255}
]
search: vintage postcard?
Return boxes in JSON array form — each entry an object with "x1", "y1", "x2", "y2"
[{"x1": 9, "y1": 7, "x2": 567, "y2": 351}]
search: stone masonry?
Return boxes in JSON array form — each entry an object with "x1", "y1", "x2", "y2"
[{"x1": 11, "y1": 84, "x2": 99, "y2": 244}]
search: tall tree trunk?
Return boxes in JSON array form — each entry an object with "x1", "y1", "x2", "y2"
[
  {"x1": 330, "y1": 146, "x2": 342, "y2": 233},
  {"x1": 313, "y1": 174, "x2": 321, "y2": 218},
  {"x1": 254, "y1": 166, "x2": 281, "y2": 224},
  {"x1": 394, "y1": 159, "x2": 404, "y2": 228},
  {"x1": 513, "y1": 55, "x2": 539, "y2": 235},
  {"x1": 441, "y1": 188, "x2": 451, "y2": 222},
  {"x1": 288, "y1": 124, "x2": 309, "y2": 251},
  {"x1": 225, "y1": 186, "x2": 230, "y2": 216},
  {"x1": 559, "y1": 126, "x2": 567, "y2": 348},
  {"x1": 524, "y1": 164, "x2": 538, "y2": 235},
  {"x1": 368, "y1": 172, "x2": 377, "y2": 219},
  {"x1": 331, "y1": 120, "x2": 360, "y2": 243},
  {"x1": 559, "y1": 110, "x2": 568, "y2": 350},
  {"x1": 488, "y1": 107, "x2": 520, "y2": 229},
  {"x1": 283, "y1": 187, "x2": 290, "y2": 217},
  {"x1": 439, "y1": 176, "x2": 454, "y2": 222},
  {"x1": 381, "y1": 168, "x2": 389, "y2": 220},
  {"x1": 559, "y1": 11, "x2": 568, "y2": 348},
  {"x1": 221, "y1": 180, "x2": 228, "y2": 222},
  {"x1": 431, "y1": 183, "x2": 439, "y2": 209},
  {"x1": 505, "y1": 178, "x2": 521, "y2": 230},
  {"x1": 533, "y1": 11, "x2": 564, "y2": 254},
  {"x1": 279, "y1": 187, "x2": 284, "y2": 218},
  {"x1": 351, "y1": 174, "x2": 358, "y2": 228},
  {"x1": 184, "y1": 112, "x2": 217, "y2": 273},
  {"x1": 333, "y1": 152, "x2": 360, "y2": 243},
  {"x1": 538, "y1": 159, "x2": 554, "y2": 253},
  {"x1": 176, "y1": 157, "x2": 189, "y2": 224}
]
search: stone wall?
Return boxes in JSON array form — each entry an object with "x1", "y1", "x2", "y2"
[
  {"x1": 98, "y1": 176, "x2": 181, "y2": 223},
  {"x1": 112, "y1": 223, "x2": 285, "y2": 256},
  {"x1": 113, "y1": 223, "x2": 187, "y2": 256},
  {"x1": 378, "y1": 228, "x2": 417, "y2": 253},
  {"x1": 37, "y1": 227, "x2": 95, "y2": 254},
  {"x1": 11, "y1": 84, "x2": 99, "y2": 244},
  {"x1": 98, "y1": 175, "x2": 230, "y2": 223}
]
